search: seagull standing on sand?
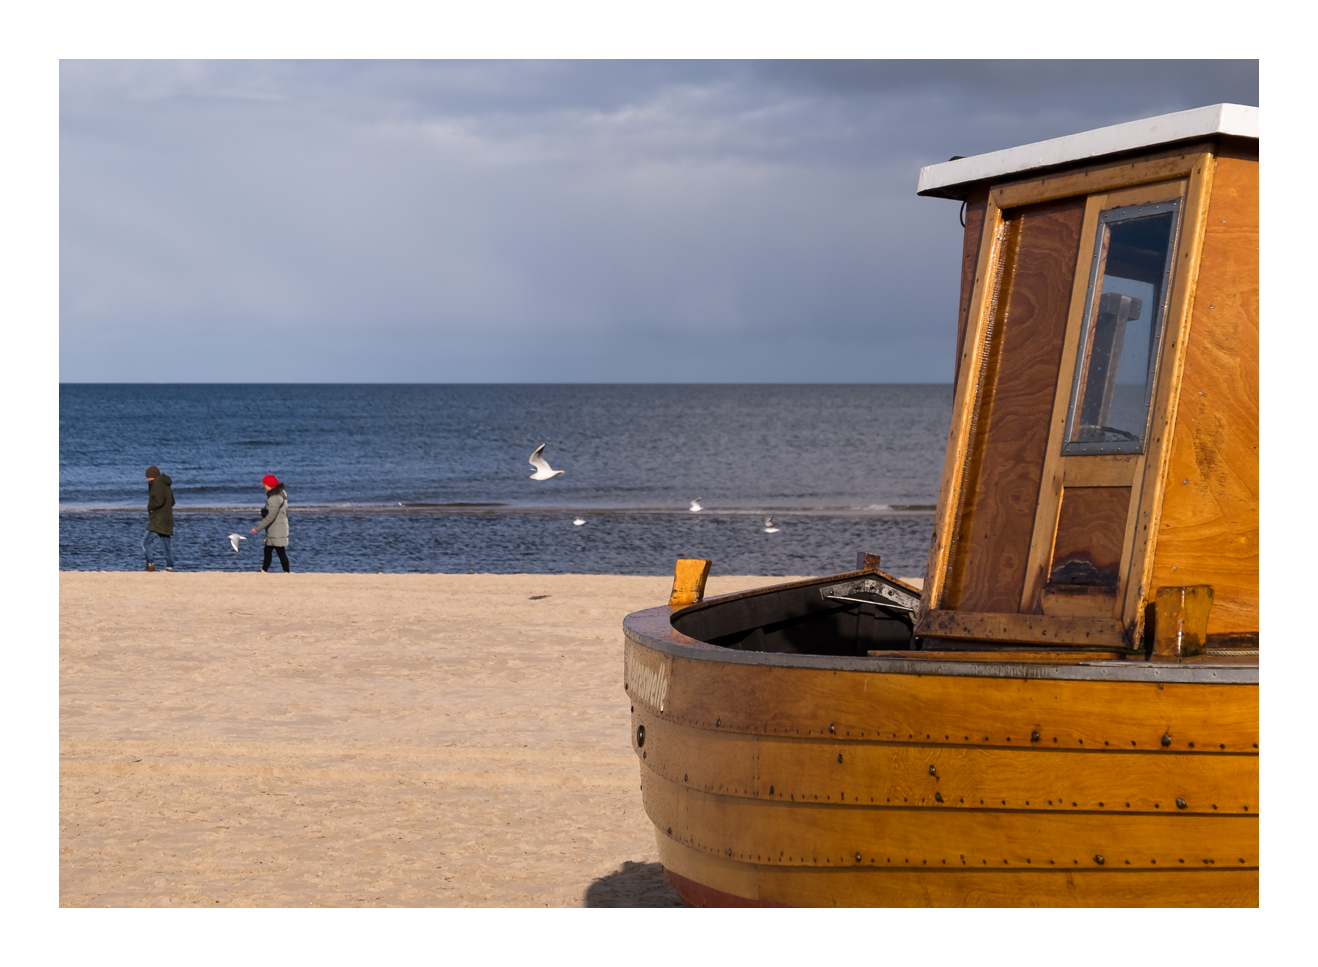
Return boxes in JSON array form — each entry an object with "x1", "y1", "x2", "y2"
[
  {"x1": 228, "y1": 533, "x2": 247, "y2": 552},
  {"x1": 689, "y1": 498, "x2": 703, "y2": 513},
  {"x1": 528, "y1": 444, "x2": 565, "y2": 481},
  {"x1": 573, "y1": 517, "x2": 586, "y2": 526},
  {"x1": 763, "y1": 517, "x2": 780, "y2": 534}
]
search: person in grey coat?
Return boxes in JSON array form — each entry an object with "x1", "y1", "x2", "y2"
[{"x1": 250, "y1": 473, "x2": 290, "y2": 572}]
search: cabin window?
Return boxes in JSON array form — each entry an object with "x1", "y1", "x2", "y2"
[{"x1": 1062, "y1": 200, "x2": 1181, "y2": 455}]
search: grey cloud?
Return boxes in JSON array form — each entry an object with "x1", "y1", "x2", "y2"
[{"x1": 60, "y1": 60, "x2": 1257, "y2": 383}]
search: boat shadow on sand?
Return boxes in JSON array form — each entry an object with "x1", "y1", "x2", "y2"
[{"x1": 583, "y1": 860, "x2": 683, "y2": 907}]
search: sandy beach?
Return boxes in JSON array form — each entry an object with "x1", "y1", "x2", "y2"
[{"x1": 59, "y1": 570, "x2": 815, "y2": 907}]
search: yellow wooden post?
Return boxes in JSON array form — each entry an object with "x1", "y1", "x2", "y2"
[{"x1": 669, "y1": 559, "x2": 712, "y2": 607}]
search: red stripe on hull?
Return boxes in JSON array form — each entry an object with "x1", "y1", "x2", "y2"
[{"x1": 662, "y1": 867, "x2": 789, "y2": 908}]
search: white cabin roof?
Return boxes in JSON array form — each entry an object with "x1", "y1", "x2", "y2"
[{"x1": 917, "y1": 103, "x2": 1258, "y2": 200}]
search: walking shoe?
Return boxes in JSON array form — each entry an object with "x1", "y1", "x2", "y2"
[
  {"x1": 165, "y1": 567, "x2": 174, "y2": 572},
  {"x1": 145, "y1": 563, "x2": 156, "y2": 572}
]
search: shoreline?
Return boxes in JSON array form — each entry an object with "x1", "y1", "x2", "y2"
[{"x1": 60, "y1": 504, "x2": 938, "y2": 517}]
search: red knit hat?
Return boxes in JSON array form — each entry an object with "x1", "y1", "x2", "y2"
[{"x1": 262, "y1": 474, "x2": 280, "y2": 488}]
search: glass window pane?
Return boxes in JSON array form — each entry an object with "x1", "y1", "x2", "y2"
[{"x1": 1063, "y1": 201, "x2": 1180, "y2": 455}]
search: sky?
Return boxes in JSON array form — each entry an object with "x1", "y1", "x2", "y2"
[{"x1": 59, "y1": 59, "x2": 1259, "y2": 383}]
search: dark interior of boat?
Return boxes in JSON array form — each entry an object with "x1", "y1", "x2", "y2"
[{"x1": 671, "y1": 574, "x2": 917, "y2": 657}]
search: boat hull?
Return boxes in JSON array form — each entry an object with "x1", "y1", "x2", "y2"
[{"x1": 624, "y1": 600, "x2": 1259, "y2": 907}]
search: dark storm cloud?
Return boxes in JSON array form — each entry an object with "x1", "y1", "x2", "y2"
[{"x1": 59, "y1": 60, "x2": 1257, "y2": 382}]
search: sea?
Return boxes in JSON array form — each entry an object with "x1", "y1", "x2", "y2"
[{"x1": 59, "y1": 384, "x2": 952, "y2": 576}]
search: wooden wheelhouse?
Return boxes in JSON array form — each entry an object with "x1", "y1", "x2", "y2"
[
  {"x1": 623, "y1": 104, "x2": 1258, "y2": 907},
  {"x1": 918, "y1": 103, "x2": 1257, "y2": 660}
]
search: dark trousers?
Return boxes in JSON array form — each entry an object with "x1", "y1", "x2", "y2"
[{"x1": 262, "y1": 545, "x2": 290, "y2": 572}]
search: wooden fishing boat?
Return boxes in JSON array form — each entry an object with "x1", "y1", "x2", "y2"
[{"x1": 623, "y1": 104, "x2": 1258, "y2": 907}]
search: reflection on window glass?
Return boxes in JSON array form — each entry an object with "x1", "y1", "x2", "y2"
[{"x1": 1063, "y1": 200, "x2": 1180, "y2": 454}]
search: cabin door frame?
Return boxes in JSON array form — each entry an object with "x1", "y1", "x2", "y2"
[{"x1": 918, "y1": 144, "x2": 1219, "y2": 647}]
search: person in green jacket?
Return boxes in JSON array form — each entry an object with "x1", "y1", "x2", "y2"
[
  {"x1": 250, "y1": 474, "x2": 291, "y2": 572},
  {"x1": 143, "y1": 465, "x2": 176, "y2": 572}
]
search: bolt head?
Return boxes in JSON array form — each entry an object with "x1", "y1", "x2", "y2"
[
  {"x1": 1095, "y1": 855, "x2": 1105, "y2": 865},
  {"x1": 1162, "y1": 733, "x2": 1172, "y2": 747}
]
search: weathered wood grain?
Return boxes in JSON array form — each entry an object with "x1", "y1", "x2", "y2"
[
  {"x1": 954, "y1": 188, "x2": 990, "y2": 391},
  {"x1": 1152, "y1": 585, "x2": 1214, "y2": 661},
  {"x1": 1050, "y1": 486, "x2": 1133, "y2": 586},
  {"x1": 1037, "y1": 586, "x2": 1119, "y2": 618},
  {"x1": 641, "y1": 763, "x2": 1256, "y2": 868},
  {"x1": 656, "y1": 654, "x2": 1259, "y2": 751},
  {"x1": 921, "y1": 198, "x2": 1005, "y2": 617},
  {"x1": 1149, "y1": 150, "x2": 1258, "y2": 635},
  {"x1": 991, "y1": 144, "x2": 1209, "y2": 209},
  {"x1": 633, "y1": 711, "x2": 1257, "y2": 814},
  {"x1": 1122, "y1": 150, "x2": 1219, "y2": 635},
  {"x1": 944, "y1": 197, "x2": 1086, "y2": 613},
  {"x1": 656, "y1": 836, "x2": 1257, "y2": 906},
  {"x1": 916, "y1": 609, "x2": 1127, "y2": 647}
]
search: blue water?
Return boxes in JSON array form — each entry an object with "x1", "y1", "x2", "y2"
[{"x1": 60, "y1": 384, "x2": 951, "y2": 575}]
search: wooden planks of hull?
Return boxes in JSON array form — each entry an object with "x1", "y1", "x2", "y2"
[
  {"x1": 626, "y1": 635, "x2": 1258, "y2": 753},
  {"x1": 634, "y1": 710, "x2": 1257, "y2": 816},
  {"x1": 641, "y1": 759, "x2": 1256, "y2": 870},
  {"x1": 657, "y1": 836, "x2": 1257, "y2": 907}
]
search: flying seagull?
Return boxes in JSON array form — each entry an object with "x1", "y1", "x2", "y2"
[
  {"x1": 763, "y1": 517, "x2": 780, "y2": 534},
  {"x1": 528, "y1": 444, "x2": 565, "y2": 481},
  {"x1": 573, "y1": 517, "x2": 586, "y2": 526},
  {"x1": 689, "y1": 498, "x2": 703, "y2": 513},
  {"x1": 228, "y1": 533, "x2": 247, "y2": 552}
]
